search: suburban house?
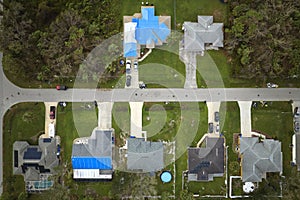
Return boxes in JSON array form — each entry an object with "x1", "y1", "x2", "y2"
[
  {"x1": 239, "y1": 137, "x2": 282, "y2": 182},
  {"x1": 123, "y1": 6, "x2": 171, "y2": 58},
  {"x1": 71, "y1": 128, "x2": 114, "y2": 179},
  {"x1": 13, "y1": 137, "x2": 60, "y2": 192},
  {"x1": 127, "y1": 138, "x2": 164, "y2": 172},
  {"x1": 182, "y1": 16, "x2": 223, "y2": 53},
  {"x1": 292, "y1": 134, "x2": 300, "y2": 171},
  {"x1": 188, "y1": 137, "x2": 225, "y2": 181}
]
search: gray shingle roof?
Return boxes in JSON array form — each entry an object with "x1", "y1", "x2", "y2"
[
  {"x1": 13, "y1": 138, "x2": 59, "y2": 181},
  {"x1": 183, "y1": 16, "x2": 223, "y2": 52},
  {"x1": 127, "y1": 138, "x2": 164, "y2": 172},
  {"x1": 72, "y1": 129, "x2": 112, "y2": 158},
  {"x1": 240, "y1": 137, "x2": 282, "y2": 182},
  {"x1": 188, "y1": 137, "x2": 225, "y2": 181}
]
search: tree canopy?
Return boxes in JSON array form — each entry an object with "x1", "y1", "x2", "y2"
[
  {"x1": 0, "y1": 0, "x2": 121, "y2": 82},
  {"x1": 226, "y1": 0, "x2": 300, "y2": 79}
]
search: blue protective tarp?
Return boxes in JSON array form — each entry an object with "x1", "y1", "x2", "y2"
[
  {"x1": 132, "y1": 7, "x2": 170, "y2": 45},
  {"x1": 71, "y1": 157, "x2": 112, "y2": 169},
  {"x1": 124, "y1": 42, "x2": 138, "y2": 57}
]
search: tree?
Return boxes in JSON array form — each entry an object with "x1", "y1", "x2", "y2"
[
  {"x1": 179, "y1": 190, "x2": 193, "y2": 200},
  {"x1": 227, "y1": 0, "x2": 300, "y2": 79}
]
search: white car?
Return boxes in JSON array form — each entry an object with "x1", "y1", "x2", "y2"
[
  {"x1": 134, "y1": 61, "x2": 138, "y2": 71},
  {"x1": 267, "y1": 83, "x2": 278, "y2": 88},
  {"x1": 126, "y1": 60, "x2": 131, "y2": 74},
  {"x1": 216, "y1": 124, "x2": 220, "y2": 133}
]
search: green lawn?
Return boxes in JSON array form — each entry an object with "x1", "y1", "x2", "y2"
[
  {"x1": 139, "y1": 49, "x2": 186, "y2": 88},
  {"x1": 251, "y1": 101, "x2": 294, "y2": 176},
  {"x1": 187, "y1": 177, "x2": 226, "y2": 196}
]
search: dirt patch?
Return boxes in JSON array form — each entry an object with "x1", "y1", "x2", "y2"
[{"x1": 213, "y1": 9, "x2": 223, "y2": 22}]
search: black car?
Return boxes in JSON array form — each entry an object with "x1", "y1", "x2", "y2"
[{"x1": 295, "y1": 107, "x2": 300, "y2": 118}]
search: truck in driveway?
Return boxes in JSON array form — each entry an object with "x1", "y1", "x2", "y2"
[{"x1": 50, "y1": 106, "x2": 56, "y2": 119}]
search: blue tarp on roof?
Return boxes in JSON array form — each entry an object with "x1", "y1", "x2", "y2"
[
  {"x1": 71, "y1": 157, "x2": 112, "y2": 170},
  {"x1": 124, "y1": 42, "x2": 138, "y2": 57},
  {"x1": 133, "y1": 7, "x2": 170, "y2": 45}
]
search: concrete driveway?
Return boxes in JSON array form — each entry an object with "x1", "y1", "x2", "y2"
[
  {"x1": 206, "y1": 101, "x2": 221, "y2": 136},
  {"x1": 129, "y1": 102, "x2": 144, "y2": 138},
  {"x1": 40, "y1": 102, "x2": 58, "y2": 138},
  {"x1": 97, "y1": 102, "x2": 113, "y2": 130},
  {"x1": 238, "y1": 101, "x2": 252, "y2": 137},
  {"x1": 180, "y1": 51, "x2": 197, "y2": 88}
]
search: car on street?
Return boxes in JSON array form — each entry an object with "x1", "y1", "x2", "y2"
[
  {"x1": 208, "y1": 123, "x2": 213, "y2": 133},
  {"x1": 214, "y1": 112, "x2": 219, "y2": 122},
  {"x1": 56, "y1": 85, "x2": 67, "y2": 90},
  {"x1": 126, "y1": 75, "x2": 131, "y2": 87},
  {"x1": 126, "y1": 60, "x2": 131, "y2": 74},
  {"x1": 134, "y1": 61, "x2": 138, "y2": 71},
  {"x1": 50, "y1": 106, "x2": 56, "y2": 119},
  {"x1": 267, "y1": 83, "x2": 278, "y2": 88}
]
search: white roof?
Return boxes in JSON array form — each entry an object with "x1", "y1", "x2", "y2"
[{"x1": 73, "y1": 169, "x2": 112, "y2": 179}]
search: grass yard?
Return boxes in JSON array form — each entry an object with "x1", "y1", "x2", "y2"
[
  {"x1": 139, "y1": 49, "x2": 186, "y2": 88},
  {"x1": 187, "y1": 177, "x2": 226, "y2": 196},
  {"x1": 2, "y1": 103, "x2": 45, "y2": 200},
  {"x1": 251, "y1": 101, "x2": 294, "y2": 176}
]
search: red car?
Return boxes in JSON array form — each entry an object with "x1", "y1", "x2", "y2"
[
  {"x1": 56, "y1": 85, "x2": 67, "y2": 90},
  {"x1": 50, "y1": 106, "x2": 56, "y2": 119}
]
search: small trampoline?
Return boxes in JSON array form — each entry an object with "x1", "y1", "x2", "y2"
[{"x1": 160, "y1": 171, "x2": 172, "y2": 183}]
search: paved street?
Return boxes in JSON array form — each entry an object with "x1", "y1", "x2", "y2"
[{"x1": 1, "y1": 50, "x2": 300, "y2": 194}]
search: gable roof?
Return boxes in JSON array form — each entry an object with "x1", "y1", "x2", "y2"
[
  {"x1": 72, "y1": 129, "x2": 112, "y2": 170},
  {"x1": 127, "y1": 138, "x2": 164, "y2": 172},
  {"x1": 183, "y1": 16, "x2": 223, "y2": 52},
  {"x1": 188, "y1": 137, "x2": 225, "y2": 181},
  {"x1": 240, "y1": 137, "x2": 282, "y2": 182}
]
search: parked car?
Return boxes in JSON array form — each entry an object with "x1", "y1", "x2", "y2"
[
  {"x1": 56, "y1": 85, "x2": 67, "y2": 90},
  {"x1": 294, "y1": 107, "x2": 300, "y2": 118},
  {"x1": 126, "y1": 75, "x2": 131, "y2": 87},
  {"x1": 126, "y1": 60, "x2": 131, "y2": 74},
  {"x1": 139, "y1": 82, "x2": 146, "y2": 89},
  {"x1": 134, "y1": 61, "x2": 138, "y2": 71},
  {"x1": 266, "y1": 83, "x2": 278, "y2": 88},
  {"x1": 295, "y1": 121, "x2": 300, "y2": 132},
  {"x1": 216, "y1": 124, "x2": 220, "y2": 133},
  {"x1": 208, "y1": 123, "x2": 213, "y2": 133},
  {"x1": 214, "y1": 112, "x2": 219, "y2": 122},
  {"x1": 50, "y1": 106, "x2": 56, "y2": 119}
]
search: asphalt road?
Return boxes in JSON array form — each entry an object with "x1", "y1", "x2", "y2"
[{"x1": 1, "y1": 51, "x2": 300, "y2": 195}]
